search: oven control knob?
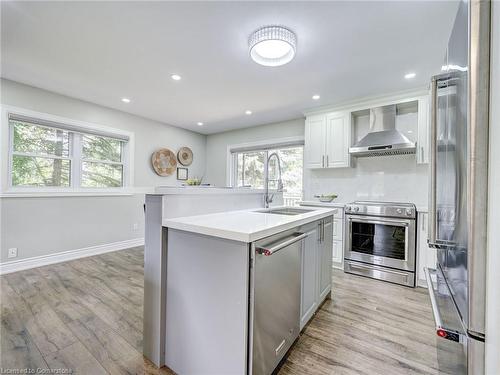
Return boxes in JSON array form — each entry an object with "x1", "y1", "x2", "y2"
[
  {"x1": 354, "y1": 206, "x2": 360, "y2": 212},
  {"x1": 346, "y1": 205, "x2": 351, "y2": 211},
  {"x1": 406, "y1": 208, "x2": 413, "y2": 216},
  {"x1": 396, "y1": 208, "x2": 403, "y2": 214}
]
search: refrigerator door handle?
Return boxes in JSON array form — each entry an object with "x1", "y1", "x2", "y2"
[
  {"x1": 424, "y1": 267, "x2": 466, "y2": 343},
  {"x1": 428, "y1": 76, "x2": 438, "y2": 247}
]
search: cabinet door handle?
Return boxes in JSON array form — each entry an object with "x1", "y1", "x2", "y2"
[
  {"x1": 326, "y1": 155, "x2": 329, "y2": 167},
  {"x1": 322, "y1": 155, "x2": 325, "y2": 168}
]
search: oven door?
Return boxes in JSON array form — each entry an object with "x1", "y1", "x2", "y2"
[{"x1": 345, "y1": 214, "x2": 416, "y2": 271}]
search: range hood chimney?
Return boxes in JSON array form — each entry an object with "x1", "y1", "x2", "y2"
[{"x1": 349, "y1": 104, "x2": 416, "y2": 157}]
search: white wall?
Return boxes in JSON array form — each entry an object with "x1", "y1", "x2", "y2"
[
  {"x1": 304, "y1": 156, "x2": 429, "y2": 208},
  {"x1": 0, "y1": 79, "x2": 206, "y2": 262},
  {"x1": 204, "y1": 118, "x2": 304, "y2": 186},
  {"x1": 485, "y1": 2, "x2": 500, "y2": 373}
]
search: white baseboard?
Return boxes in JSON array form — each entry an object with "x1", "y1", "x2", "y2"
[
  {"x1": 417, "y1": 278, "x2": 428, "y2": 288},
  {"x1": 332, "y1": 262, "x2": 343, "y2": 270},
  {"x1": 0, "y1": 238, "x2": 144, "y2": 275}
]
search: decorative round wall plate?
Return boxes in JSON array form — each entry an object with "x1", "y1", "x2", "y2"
[
  {"x1": 151, "y1": 148, "x2": 177, "y2": 176},
  {"x1": 177, "y1": 147, "x2": 193, "y2": 166}
]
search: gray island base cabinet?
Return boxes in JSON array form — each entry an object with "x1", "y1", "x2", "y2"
[
  {"x1": 299, "y1": 217, "x2": 333, "y2": 329},
  {"x1": 163, "y1": 216, "x2": 333, "y2": 375},
  {"x1": 165, "y1": 229, "x2": 250, "y2": 374}
]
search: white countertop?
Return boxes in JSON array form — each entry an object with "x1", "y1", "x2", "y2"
[
  {"x1": 163, "y1": 206, "x2": 337, "y2": 242},
  {"x1": 153, "y1": 186, "x2": 269, "y2": 195}
]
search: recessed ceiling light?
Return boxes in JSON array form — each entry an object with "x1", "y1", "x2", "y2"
[
  {"x1": 312, "y1": 94, "x2": 320, "y2": 100},
  {"x1": 197, "y1": 122, "x2": 204, "y2": 126},
  {"x1": 249, "y1": 26, "x2": 297, "y2": 67},
  {"x1": 245, "y1": 110, "x2": 252, "y2": 115},
  {"x1": 121, "y1": 98, "x2": 131, "y2": 103},
  {"x1": 404, "y1": 72, "x2": 416, "y2": 79},
  {"x1": 171, "y1": 74, "x2": 182, "y2": 81}
]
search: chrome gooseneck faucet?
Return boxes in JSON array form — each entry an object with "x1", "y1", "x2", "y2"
[{"x1": 264, "y1": 152, "x2": 284, "y2": 208}]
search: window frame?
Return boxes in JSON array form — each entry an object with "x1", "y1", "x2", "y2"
[
  {"x1": 227, "y1": 136, "x2": 304, "y2": 189},
  {"x1": 1, "y1": 105, "x2": 134, "y2": 196}
]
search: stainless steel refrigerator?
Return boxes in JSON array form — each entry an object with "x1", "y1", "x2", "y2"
[{"x1": 425, "y1": 0, "x2": 490, "y2": 374}]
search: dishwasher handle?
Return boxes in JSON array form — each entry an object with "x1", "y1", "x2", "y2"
[{"x1": 256, "y1": 232, "x2": 307, "y2": 256}]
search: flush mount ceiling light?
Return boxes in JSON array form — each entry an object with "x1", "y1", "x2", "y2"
[
  {"x1": 245, "y1": 110, "x2": 252, "y2": 115},
  {"x1": 171, "y1": 74, "x2": 182, "y2": 81},
  {"x1": 312, "y1": 94, "x2": 320, "y2": 100},
  {"x1": 197, "y1": 122, "x2": 204, "y2": 126},
  {"x1": 249, "y1": 26, "x2": 297, "y2": 67},
  {"x1": 404, "y1": 72, "x2": 416, "y2": 79},
  {"x1": 121, "y1": 98, "x2": 131, "y2": 103}
]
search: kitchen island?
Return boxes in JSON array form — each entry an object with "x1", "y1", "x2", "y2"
[
  {"x1": 143, "y1": 187, "x2": 284, "y2": 367},
  {"x1": 150, "y1": 206, "x2": 336, "y2": 375}
]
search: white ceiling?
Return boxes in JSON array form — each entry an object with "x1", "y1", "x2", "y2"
[{"x1": 1, "y1": 1, "x2": 458, "y2": 135}]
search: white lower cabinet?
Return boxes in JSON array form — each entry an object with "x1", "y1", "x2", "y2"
[
  {"x1": 332, "y1": 217, "x2": 342, "y2": 240},
  {"x1": 319, "y1": 220, "x2": 333, "y2": 301},
  {"x1": 332, "y1": 209, "x2": 344, "y2": 268},
  {"x1": 300, "y1": 223, "x2": 319, "y2": 328},
  {"x1": 299, "y1": 217, "x2": 333, "y2": 330},
  {"x1": 417, "y1": 212, "x2": 437, "y2": 286},
  {"x1": 332, "y1": 240, "x2": 343, "y2": 265}
]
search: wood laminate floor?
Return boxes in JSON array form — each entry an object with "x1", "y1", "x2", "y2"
[{"x1": 1, "y1": 247, "x2": 443, "y2": 375}]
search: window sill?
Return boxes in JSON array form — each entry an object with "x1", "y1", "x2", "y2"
[{"x1": 0, "y1": 189, "x2": 137, "y2": 198}]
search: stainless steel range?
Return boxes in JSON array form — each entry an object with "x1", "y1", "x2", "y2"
[{"x1": 344, "y1": 201, "x2": 417, "y2": 287}]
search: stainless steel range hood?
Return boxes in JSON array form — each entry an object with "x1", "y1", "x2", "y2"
[{"x1": 349, "y1": 105, "x2": 416, "y2": 157}]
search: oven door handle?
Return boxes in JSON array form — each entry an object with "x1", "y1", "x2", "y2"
[{"x1": 346, "y1": 216, "x2": 411, "y2": 227}]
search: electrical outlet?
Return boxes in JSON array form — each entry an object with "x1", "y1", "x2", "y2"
[
  {"x1": 133, "y1": 223, "x2": 139, "y2": 231},
  {"x1": 8, "y1": 248, "x2": 17, "y2": 258}
]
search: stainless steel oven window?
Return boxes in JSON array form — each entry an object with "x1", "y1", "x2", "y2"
[{"x1": 350, "y1": 221, "x2": 407, "y2": 260}]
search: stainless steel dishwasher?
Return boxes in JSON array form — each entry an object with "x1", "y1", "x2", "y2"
[{"x1": 250, "y1": 229, "x2": 305, "y2": 375}]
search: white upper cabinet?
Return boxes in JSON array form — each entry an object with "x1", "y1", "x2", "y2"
[
  {"x1": 305, "y1": 111, "x2": 351, "y2": 169},
  {"x1": 304, "y1": 115, "x2": 326, "y2": 168},
  {"x1": 326, "y1": 112, "x2": 351, "y2": 168}
]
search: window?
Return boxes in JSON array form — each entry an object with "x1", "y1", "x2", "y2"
[
  {"x1": 81, "y1": 134, "x2": 124, "y2": 188},
  {"x1": 232, "y1": 144, "x2": 303, "y2": 206},
  {"x1": 12, "y1": 121, "x2": 71, "y2": 187},
  {"x1": 7, "y1": 111, "x2": 130, "y2": 191}
]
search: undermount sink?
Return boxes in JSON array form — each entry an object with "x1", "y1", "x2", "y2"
[{"x1": 255, "y1": 207, "x2": 315, "y2": 216}]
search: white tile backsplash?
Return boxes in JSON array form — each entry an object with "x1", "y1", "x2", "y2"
[{"x1": 304, "y1": 154, "x2": 428, "y2": 207}]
